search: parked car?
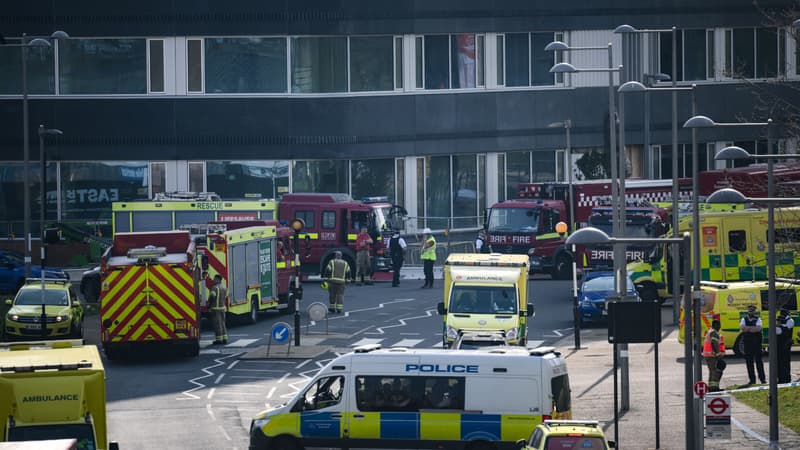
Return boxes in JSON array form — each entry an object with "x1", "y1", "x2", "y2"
[
  {"x1": 578, "y1": 271, "x2": 639, "y2": 326},
  {"x1": 451, "y1": 331, "x2": 509, "y2": 349},
  {"x1": 517, "y1": 420, "x2": 615, "y2": 449},
  {"x1": 4, "y1": 278, "x2": 84, "y2": 340},
  {"x1": 80, "y1": 266, "x2": 101, "y2": 303},
  {"x1": 0, "y1": 248, "x2": 69, "y2": 293}
]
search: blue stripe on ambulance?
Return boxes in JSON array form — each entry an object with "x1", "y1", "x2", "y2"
[{"x1": 300, "y1": 412, "x2": 340, "y2": 438}]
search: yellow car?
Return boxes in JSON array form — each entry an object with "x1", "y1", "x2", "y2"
[
  {"x1": 4, "y1": 278, "x2": 83, "y2": 341},
  {"x1": 517, "y1": 420, "x2": 615, "y2": 450}
]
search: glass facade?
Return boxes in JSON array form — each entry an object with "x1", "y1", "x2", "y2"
[
  {"x1": 423, "y1": 35, "x2": 450, "y2": 90},
  {"x1": 425, "y1": 155, "x2": 451, "y2": 230},
  {"x1": 205, "y1": 37, "x2": 287, "y2": 93},
  {"x1": 350, "y1": 159, "x2": 396, "y2": 203},
  {"x1": 505, "y1": 151, "x2": 530, "y2": 199},
  {"x1": 291, "y1": 37, "x2": 348, "y2": 93},
  {"x1": 207, "y1": 161, "x2": 289, "y2": 199},
  {"x1": 292, "y1": 160, "x2": 347, "y2": 193},
  {"x1": 0, "y1": 41, "x2": 55, "y2": 95},
  {"x1": 452, "y1": 154, "x2": 478, "y2": 228},
  {"x1": 59, "y1": 39, "x2": 147, "y2": 94},
  {"x1": 350, "y1": 36, "x2": 394, "y2": 92}
]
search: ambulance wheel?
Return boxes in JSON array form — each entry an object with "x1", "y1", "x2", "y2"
[
  {"x1": 466, "y1": 441, "x2": 495, "y2": 450},
  {"x1": 248, "y1": 298, "x2": 259, "y2": 325},
  {"x1": 270, "y1": 435, "x2": 300, "y2": 450},
  {"x1": 638, "y1": 283, "x2": 660, "y2": 303},
  {"x1": 552, "y1": 254, "x2": 573, "y2": 280},
  {"x1": 733, "y1": 334, "x2": 745, "y2": 357}
]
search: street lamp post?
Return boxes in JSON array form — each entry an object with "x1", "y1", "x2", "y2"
[
  {"x1": 618, "y1": 81, "x2": 696, "y2": 326},
  {"x1": 37, "y1": 125, "x2": 63, "y2": 338},
  {"x1": 0, "y1": 31, "x2": 69, "y2": 278},
  {"x1": 685, "y1": 115, "x2": 779, "y2": 448},
  {"x1": 710, "y1": 142, "x2": 800, "y2": 450},
  {"x1": 566, "y1": 227, "x2": 691, "y2": 450},
  {"x1": 549, "y1": 120, "x2": 580, "y2": 349}
]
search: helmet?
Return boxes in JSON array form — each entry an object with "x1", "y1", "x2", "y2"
[
  {"x1": 422, "y1": 228, "x2": 432, "y2": 234},
  {"x1": 715, "y1": 359, "x2": 727, "y2": 372},
  {"x1": 320, "y1": 281, "x2": 329, "y2": 290}
]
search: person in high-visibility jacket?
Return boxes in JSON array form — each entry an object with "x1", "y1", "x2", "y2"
[
  {"x1": 209, "y1": 274, "x2": 228, "y2": 345},
  {"x1": 703, "y1": 319, "x2": 725, "y2": 391},
  {"x1": 420, "y1": 228, "x2": 436, "y2": 289},
  {"x1": 325, "y1": 251, "x2": 350, "y2": 313}
]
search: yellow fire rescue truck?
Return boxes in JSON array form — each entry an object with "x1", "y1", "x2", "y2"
[
  {"x1": 197, "y1": 223, "x2": 302, "y2": 323},
  {"x1": 437, "y1": 253, "x2": 533, "y2": 348},
  {"x1": 679, "y1": 280, "x2": 800, "y2": 356},
  {"x1": 0, "y1": 340, "x2": 118, "y2": 449},
  {"x1": 628, "y1": 206, "x2": 800, "y2": 302},
  {"x1": 100, "y1": 230, "x2": 201, "y2": 359}
]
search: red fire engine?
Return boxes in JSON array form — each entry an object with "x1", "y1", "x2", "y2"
[
  {"x1": 699, "y1": 161, "x2": 800, "y2": 197},
  {"x1": 484, "y1": 179, "x2": 683, "y2": 279}
]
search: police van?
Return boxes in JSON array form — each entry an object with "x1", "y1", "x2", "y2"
[{"x1": 249, "y1": 345, "x2": 570, "y2": 450}]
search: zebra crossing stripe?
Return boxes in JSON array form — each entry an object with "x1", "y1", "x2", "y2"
[
  {"x1": 526, "y1": 340, "x2": 545, "y2": 349},
  {"x1": 226, "y1": 339, "x2": 260, "y2": 347},
  {"x1": 391, "y1": 339, "x2": 424, "y2": 347},
  {"x1": 350, "y1": 338, "x2": 383, "y2": 347}
]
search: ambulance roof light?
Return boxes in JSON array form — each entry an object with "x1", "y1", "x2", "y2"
[
  {"x1": 127, "y1": 245, "x2": 167, "y2": 259},
  {"x1": 361, "y1": 196, "x2": 389, "y2": 204},
  {"x1": 528, "y1": 346, "x2": 559, "y2": 356}
]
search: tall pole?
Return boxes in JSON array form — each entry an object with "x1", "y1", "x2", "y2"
[
  {"x1": 670, "y1": 27, "x2": 680, "y2": 327},
  {"x1": 618, "y1": 88, "x2": 630, "y2": 412},
  {"x1": 766, "y1": 121, "x2": 778, "y2": 448},
  {"x1": 22, "y1": 33, "x2": 32, "y2": 278},
  {"x1": 608, "y1": 44, "x2": 619, "y2": 246},
  {"x1": 38, "y1": 125, "x2": 47, "y2": 338},
  {"x1": 690, "y1": 86, "x2": 704, "y2": 450},
  {"x1": 566, "y1": 121, "x2": 580, "y2": 350},
  {"x1": 683, "y1": 234, "x2": 695, "y2": 450}
]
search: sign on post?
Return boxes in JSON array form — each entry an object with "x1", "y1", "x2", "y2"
[
  {"x1": 705, "y1": 394, "x2": 731, "y2": 439},
  {"x1": 694, "y1": 381, "x2": 709, "y2": 399},
  {"x1": 270, "y1": 322, "x2": 291, "y2": 344}
]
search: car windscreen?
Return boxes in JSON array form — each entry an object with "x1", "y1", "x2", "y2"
[
  {"x1": 544, "y1": 435, "x2": 607, "y2": 450},
  {"x1": 15, "y1": 289, "x2": 69, "y2": 306},
  {"x1": 582, "y1": 276, "x2": 634, "y2": 293},
  {"x1": 449, "y1": 285, "x2": 517, "y2": 314}
]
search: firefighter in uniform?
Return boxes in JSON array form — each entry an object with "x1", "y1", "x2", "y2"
[
  {"x1": 420, "y1": 228, "x2": 436, "y2": 289},
  {"x1": 209, "y1": 274, "x2": 228, "y2": 345},
  {"x1": 325, "y1": 251, "x2": 350, "y2": 313},
  {"x1": 355, "y1": 227, "x2": 373, "y2": 285},
  {"x1": 740, "y1": 304, "x2": 766, "y2": 385},
  {"x1": 703, "y1": 319, "x2": 725, "y2": 391}
]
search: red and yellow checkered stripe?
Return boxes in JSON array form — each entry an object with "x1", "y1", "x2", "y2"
[{"x1": 101, "y1": 263, "x2": 198, "y2": 343}]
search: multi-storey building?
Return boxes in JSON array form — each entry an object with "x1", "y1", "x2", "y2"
[{"x1": 1, "y1": 0, "x2": 799, "y2": 236}]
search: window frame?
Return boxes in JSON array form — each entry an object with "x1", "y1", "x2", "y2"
[
  {"x1": 187, "y1": 38, "x2": 204, "y2": 93},
  {"x1": 147, "y1": 38, "x2": 165, "y2": 94}
]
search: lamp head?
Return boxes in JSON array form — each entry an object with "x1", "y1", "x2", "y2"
[
  {"x1": 550, "y1": 62, "x2": 578, "y2": 74},
  {"x1": 614, "y1": 24, "x2": 638, "y2": 34},
  {"x1": 618, "y1": 81, "x2": 648, "y2": 93},
  {"x1": 38, "y1": 127, "x2": 63, "y2": 137},
  {"x1": 793, "y1": 18, "x2": 800, "y2": 29},
  {"x1": 564, "y1": 227, "x2": 612, "y2": 246},
  {"x1": 706, "y1": 188, "x2": 748, "y2": 204},
  {"x1": 544, "y1": 41, "x2": 570, "y2": 51},
  {"x1": 714, "y1": 146, "x2": 752, "y2": 161},
  {"x1": 27, "y1": 38, "x2": 52, "y2": 47},
  {"x1": 683, "y1": 115, "x2": 716, "y2": 129},
  {"x1": 50, "y1": 31, "x2": 70, "y2": 40}
]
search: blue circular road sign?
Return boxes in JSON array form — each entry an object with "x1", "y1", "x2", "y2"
[{"x1": 271, "y1": 322, "x2": 292, "y2": 343}]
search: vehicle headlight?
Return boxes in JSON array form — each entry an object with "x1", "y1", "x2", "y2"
[
  {"x1": 446, "y1": 326, "x2": 460, "y2": 340},
  {"x1": 8, "y1": 314, "x2": 19, "y2": 321},
  {"x1": 252, "y1": 416, "x2": 271, "y2": 430},
  {"x1": 506, "y1": 327, "x2": 518, "y2": 340},
  {"x1": 55, "y1": 316, "x2": 64, "y2": 322}
]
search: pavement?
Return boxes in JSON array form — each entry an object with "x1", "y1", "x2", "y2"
[{"x1": 558, "y1": 320, "x2": 800, "y2": 449}]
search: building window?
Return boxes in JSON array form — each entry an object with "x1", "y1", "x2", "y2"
[
  {"x1": 150, "y1": 162, "x2": 166, "y2": 198},
  {"x1": 532, "y1": 151, "x2": 556, "y2": 182},
  {"x1": 291, "y1": 37, "x2": 347, "y2": 93},
  {"x1": 59, "y1": 38, "x2": 147, "y2": 94},
  {"x1": 496, "y1": 35, "x2": 505, "y2": 87},
  {"x1": 531, "y1": 33, "x2": 555, "y2": 86},
  {"x1": 204, "y1": 37, "x2": 287, "y2": 93},
  {"x1": 187, "y1": 39, "x2": 203, "y2": 92},
  {"x1": 188, "y1": 161, "x2": 204, "y2": 193},
  {"x1": 206, "y1": 161, "x2": 289, "y2": 199},
  {"x1": 0, "y1": 38, "x2": 55, "y2": 94},
  {"x1": 756, "y1": 28, "x2": 779, "y2": 78},
  {"x1": 452, "y1": 154, "x2": 478, "y2": 229},
  {"x1": 497, "y1": 153, "x2": 506, "y2": 201},
  {"x1": 292, "y1": 160, "x2": 347, "y2": 193},
  {"x1": 415, "y1": 36, "x2": 424, "y2": 89},
  {"x1": 416, "y1": 157, "x2": 425, "y2": 229},
  {"x1": 683, "y1": 29, "x2": 707, "y2": 81},
  {"x1": 351, "y1": 159, "x2": 396, "y2": 203},
  {"x1": 423, "y1": 35, "x2": 450, "y2": 89},
  {"x1": 394, "y1": 36, "x2": 404, "y2": 90},
  {"x1": 724, "y1": 28, "x2": 779, "y2": 79},
  {"x1": 426, "y1": 155, "x2": 451, "y2": 229},
  {"x1": 451, "y1": 34, "x2": 477, "y2": 89},
  {"x1": 148, "y1": 39, "x2": 165, "y2": 93},
  {"x1": 476, "y1": 35, "x2": 485, "y2": 87},
  {"x1": 506, "y1": 151, "x2": 531, "y2": 199},
  {"x1": 505, "y1": 33, "x2": 529, "y2": 87},
  {"x1": 349, "y1": 36, "x2": 394, "y2": 92},
  {"x1": 396, "y1": 158, "x2": 405, "y2": 207},
  {"x1": 707, "y1": 30, "x2": 715, "y2": 79}
]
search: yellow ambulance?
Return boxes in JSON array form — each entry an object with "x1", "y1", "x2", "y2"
[{"x1": 437, "y1": 253, "x2": 532, "y2": 348}]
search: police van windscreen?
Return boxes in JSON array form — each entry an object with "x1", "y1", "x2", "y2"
[
  {"x1": 9, "y1": 424, "x2": 96, "y2": 450},
  {"x1": 450, "y1": 286, "x2": 517, "y2": 314},
  {"x1": 487, "y1": 207, "x2": 539, "y2": 233}
]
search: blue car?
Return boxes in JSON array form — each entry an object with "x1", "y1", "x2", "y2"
[
  {"x1": 0, "y1": 249, "x2": 69, "y2": 293},
  {"x1": 578, "y1": 271, "x2": 639, "y2": 325}
]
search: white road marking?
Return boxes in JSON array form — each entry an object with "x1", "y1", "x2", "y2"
[
  {"x1": 552, "y1": 330, "x2": 563, "y2": 337},
  {"x1": 227, "y1": 360, "x2": 239, "y2": 370},
  {"x1": 526, "y1": 340, "x2": 545, "y2": 349},
  {"x1": 232, "y1": 368, "x2": 289, "y2": 373},
  {"x1": 391, "y1": 339, "x2": 424, "y2": 347},
  {"x1": 179, "y1": 352, "x2": 241, "y2": 400},
  {"x1": 367, "y1": 309, "x2": 437, "y2": 335},
  {"x1": 277, "y1": 372, "x2": 290, "y2": 384},
  {"x1": 351, "y1": 338, "x2": 383, "y2": 347},
  {"x1": 295, "y1": 359, "x2": 312, "y2": 369},
  {"x1": 226, "y1": 338, "x2": 259, "y2": 347},
  {"x1": 214, "y1": 373, "x2": 225, "y2": 385},
  {"x1": 206, "y1": 403, "x2": 215, "y2": 420},
  {"x1": 400, "y1": 332, "x2": 421, "y2": 335},
  {"x1": 207, "y1": 388, "x2": 215, "y2": 400},
  {"x1": 266, "y1": 387, "x2": 276, "y2": 399},
  {"x1": 352, "y1": 325, "x2": 375, "y2": 336},
  {"x1": 219, "y1": 426, "x2": 232, "y2": 441},
  {"x1": 200, "y1": 339, "x2": 214, "y2": 347}
]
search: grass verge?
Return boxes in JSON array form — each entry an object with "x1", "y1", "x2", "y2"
[{"x1": 732, "y1": 386, "x2": 800, "y2": 434}]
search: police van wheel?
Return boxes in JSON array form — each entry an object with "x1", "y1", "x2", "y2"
[
  {"x1": 248, "y1": 298, "x2": 259, "y2": 325},
  {"x1": 270, "y1": 435, "x2": 300, "y2": 450},
  {"x1": 733, "y1": 334, "x2": 745, "y2": 357}
]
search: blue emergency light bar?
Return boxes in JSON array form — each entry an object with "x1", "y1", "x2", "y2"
[{"x1": 361, "y1": 196, "x2": 389, "y2": 204}]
